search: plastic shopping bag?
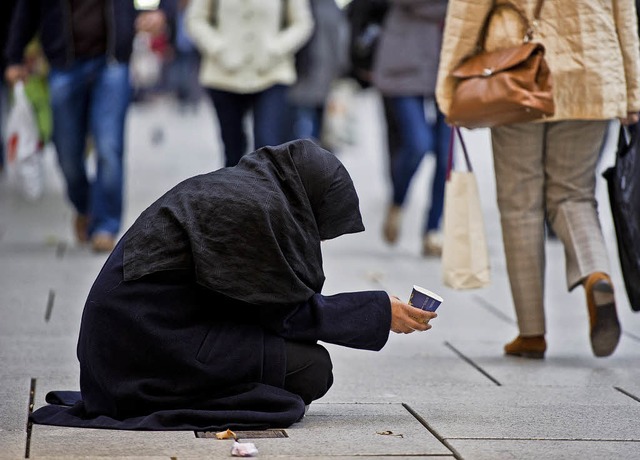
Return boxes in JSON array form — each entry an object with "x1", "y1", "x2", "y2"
[
  {"x1": 130, "y1": 32, "x2": 162, "y2": 89},
  {"x1": 5, "y1": 81, "x2": 44, "y2": 200},
  {"x1": 603, "y1": 124, "x2": 640, "y2": 312}
]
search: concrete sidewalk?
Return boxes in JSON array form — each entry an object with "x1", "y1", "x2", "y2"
[{"x1": 1, "y1": 92, "x2": 640, "y2": 459}]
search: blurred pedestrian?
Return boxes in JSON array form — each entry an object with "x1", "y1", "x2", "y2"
[
  {"x1": 373, "y1": 0, "x2": 451, "y2": 257},
  {"x1": 437, "y1": 0, "x2": 640, "y2": 358},
  {"x1": 0, "y1": 0, "x2": 18, "y2": 172},
  {"x1": 29, "y1": 139, "x2": 437, "y2": 431},
  {"x1": 345, "y1": 0, "x2": 402, "y2": 182},
  {"x1": 4, "y1": 0, "x2": 176, "y2": 253},
  {"x1": 287, "y1": 0, "x2": 350, "y2": 145},
  {"x1": 186, "y1": 0, "x2": 313, "y2": 167},
  {"x1": 168, "y1": 0, "x2": 203, "y2": 111}
]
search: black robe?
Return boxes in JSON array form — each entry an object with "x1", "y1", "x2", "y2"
[{"x1": 31, "y1": 140, "x2": 392, "y2": 431}]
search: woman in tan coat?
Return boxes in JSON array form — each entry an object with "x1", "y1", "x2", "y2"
[{"x1": 436, "y1": 0, "x2": 640, "y2": 358}]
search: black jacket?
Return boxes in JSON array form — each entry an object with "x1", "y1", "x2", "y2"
[{"x1": 5, "y1": 0, "x2": 176, "y2": 69}]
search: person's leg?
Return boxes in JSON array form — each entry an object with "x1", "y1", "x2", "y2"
[
  {"x1": 491, "y1": 122, "x2": 547, "y2": 342},
  {"x1": 544, "y1": 120, "x2": 619, "y2": 357},
  {"x1": 48, "y1": 62, "x2": 93, "y2": 241},
  {"x1": 422, "y1": 108, "x2": 451, "y2": 256},
  {"x1": 389, "y1": 95, "x2": 431, "y2": 206},
  {"x1": 253, "y1": 84, "x2": 289, "y2": 149},
  {"x1": 88, "y1": 60, "x2": 131, "y2": 248},
  {"x1": 207, "y1": 88, "x2": 249, "y2": 167},
  {"x1": 292, "y1": 104, "x2": 322, "y2": 141},
  {"x1": 544, "y1": 120, "x2": 611, "y2": 287},
  {"x1": 383, "y1": 95, "x2": 430, "y2": 244},
  {"x1": 283, "y1": 341, "x2": 333, "y2": 405}
]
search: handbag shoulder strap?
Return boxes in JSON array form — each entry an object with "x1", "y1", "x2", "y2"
[{"x1": 476, "y1": 0, "x2": 545, "y2": 51}]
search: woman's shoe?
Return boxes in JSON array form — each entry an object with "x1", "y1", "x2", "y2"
[
  {"x1": 504, "y1": 335, "x2": 546, "y2": 359},
  {"x1": 584, "y1": 272, "x2": 620, "y2": 357},
  {"x1": 422, "y1": 231, "x2": 443, "y2": 257},
  {"x1": 382, "y1": 205, "x2": 402, "y2": 244},
  {"x1": 91, "y1": 233, "x2": 116, "y2": 253}
]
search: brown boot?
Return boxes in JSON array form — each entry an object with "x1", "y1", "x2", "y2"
[
  {"x1": 584, "y1": 272, "x2": 620, "y2": 357},
  {"x1": 382, "y1": 205, "x2": 402, "y2": 244},
  {"x1": 504, "y1": 335, "x2": 546, "y2": 359}
]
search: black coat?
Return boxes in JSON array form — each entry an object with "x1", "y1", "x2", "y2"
[{"x1": 31, "y1": 140, "x2": 392, "y2": 431}]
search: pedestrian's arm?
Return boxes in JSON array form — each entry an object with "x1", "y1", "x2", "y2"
[
  {"x1": 4, "y1": 0, "x2": 39, "y2": 84},
  {"x1": 184, "y1": 0, "x2": 225, "y2": 58}
]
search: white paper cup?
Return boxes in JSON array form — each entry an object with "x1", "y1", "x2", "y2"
[{"x1": 408, "y1": 285, "x2": 443, "y2": 312}]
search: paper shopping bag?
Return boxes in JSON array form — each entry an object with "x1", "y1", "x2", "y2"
[{"x1": 441, "y1": 129, "x2": 491, "y2": 289}]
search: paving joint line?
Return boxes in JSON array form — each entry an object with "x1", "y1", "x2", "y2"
[
  {"x1": 45, "y1": 290, "x2": 55, "y2": 322},
  {"x1": 24, "y1": 377, "x2": 36, "y2": 459},
  {"x1": 614, "y1": 386, "x2": 640, "y2": 403},
  {"x1": 402, "y1": 403, "x2": 464, "y2": 460},
  {"x1": 472, "y1": 295, "x2": 516, "y2": 325},
  {"x1": 444, "y1": 341, "x2": 501, "y2": 386}
]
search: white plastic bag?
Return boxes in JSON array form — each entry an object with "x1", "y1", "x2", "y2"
[
  {"x1": 130, "y1": 32, "x2": 162, "y2": 89},
  {"x1": 5, "y1": 81, "x2": 44, "y2": 200},
  {"x1": 321, "y1": 78, "x2": 358, "y2": 152}
]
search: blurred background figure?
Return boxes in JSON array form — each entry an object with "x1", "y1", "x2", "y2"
[
  {"x1": 373, "y1": 0, "x2": 450, "y2": 257},
  {"x1": 345, "y1": 0, "x2": 400, "y2": 163},
  {"x1": 4, "y1": 0, "x2": 176, "y2": 253},
  {"x1": 186, "y1": 0, "x2": 313, "y2": 167},
  {"x1": 166, "y1": 0, "x2": 203, "y2": 112},
  {"x1": 0, "y1": 0, "x2": 18, "y2": 172},
  {"x1": 287, "y1": 0, "x2": 350, "y2": 147}
]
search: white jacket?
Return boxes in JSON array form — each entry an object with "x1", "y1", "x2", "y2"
[{"x1": 187, "y1": 0, "x2": 314, "y2": 93}]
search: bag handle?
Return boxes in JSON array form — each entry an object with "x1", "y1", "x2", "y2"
[
  {"x1": 447, "y1": 127, "x2": 473, "y2": 179},
  {"x1": 476, "y1": 0, "x2": 545, "y2": 51}
]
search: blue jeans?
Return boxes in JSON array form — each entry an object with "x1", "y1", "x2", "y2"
[
  {"x1": 292, "y1": 105, "x2": 324, "y2": 141},
  {"x1": 207, "y1": 84, "x2": 289, "y2": 167},
  {"x1": 388, "y1": 96, "x2": 451, "y2": 233},
  {"x1": 49, "y1": 57, "x2": 131, "y2": 237}
]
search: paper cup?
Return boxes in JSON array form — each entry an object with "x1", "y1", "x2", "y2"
[{"x1": 408, "y1": 285, "x2": 443, "y2": 312}]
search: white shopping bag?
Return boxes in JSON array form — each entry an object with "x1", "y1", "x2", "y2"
[
  {"x1": 130, "y1": 32, "x2": 162, "y2": 89},
  {"x1": 5, "y1": 81, "x2": 44, "y2": 200},
  {"x1": 321, "y1": 78, "x2": 358, "y2": 152},
  {"x1": 441, "y1": 128, "x2": 491, "y2": 289}
]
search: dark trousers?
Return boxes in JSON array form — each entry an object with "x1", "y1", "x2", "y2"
[
  {"x1": 207, "y1": 84, "x2": 289, "y2": 167},
  {"x1": 284, "y1": 341, "x2": 333, "y2": 405}
]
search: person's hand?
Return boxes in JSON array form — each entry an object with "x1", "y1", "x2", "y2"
[
  {"x1": 4, "y1": 64, "x2": 28, "y2": 85},
  {"x1": 620, "y1": 112, "x2": 639, "y2": 126},
  {"x1": 389, "y1": 295, "x2": 437, "y2": 334},
  {"x1": 135, "y1": 10, "x2": 167, "y2": 36}
]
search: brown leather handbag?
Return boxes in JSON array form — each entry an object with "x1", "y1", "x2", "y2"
[{"x1": 446, "y1": 0, "x2": 554, "y2": 129}]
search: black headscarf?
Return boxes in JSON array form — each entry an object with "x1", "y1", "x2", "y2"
[{"x1": 123, "y1": 139, "x2": 365, "y2": 305}]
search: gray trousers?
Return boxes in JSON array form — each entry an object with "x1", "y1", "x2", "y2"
[{"x1": 491, "y1": 120, "x2": 611, "y2": 336}]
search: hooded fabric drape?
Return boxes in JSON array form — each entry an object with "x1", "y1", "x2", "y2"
[{"x1": 30, "y1": 140, "x2": 392, "y2": 431}]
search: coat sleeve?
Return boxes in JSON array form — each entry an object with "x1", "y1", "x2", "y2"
[
  {"x1": 185, "y1": 0, "x2": 225, "y2": 57},
  {"x1": 613, "y1": 0, "x2": 640, "y2": 112},
  {"x1": 269, "y1": 0, "x2": 314, "y2": 59},
  {"x1": 260, "y1": 291, "x2": 391, "y2": 352},
  {"x1": 4, "y1": 0, "x2": 39, "y2": 66},
  {"x1": 435, "y1": 0, "x2": 492, "y2": 115}
]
